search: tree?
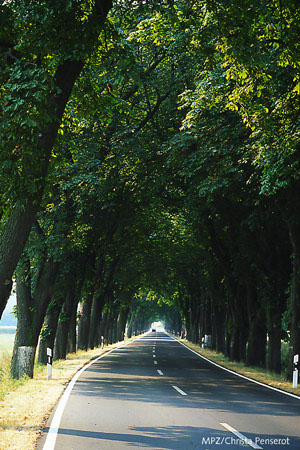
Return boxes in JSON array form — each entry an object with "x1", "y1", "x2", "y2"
[
  {"x1": 5, "y1": 0, "x2": 300, "y2": 379},
  {"x1": 0, "y1": 0, "x2": 113, "y2": 317}
]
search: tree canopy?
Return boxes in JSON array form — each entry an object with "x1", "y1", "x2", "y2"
[{"x1": 0, "y1": 0, "x2": 299, "y2": 379}]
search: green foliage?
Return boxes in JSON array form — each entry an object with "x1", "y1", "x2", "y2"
[
  {"x1": 11, "y1": 305, "x2": 18, "y2": 319},
  {"x1": 58, "y1": 310, "x2": 70, "y2": 324},
  {"x1": 1, "y1": 0, "x2": 299, "y2": 369},
  {"x1": 40, "y1": 325, "x2": 52, "y2": 342}
]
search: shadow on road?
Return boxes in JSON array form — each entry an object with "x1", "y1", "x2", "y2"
[{"x1": 53, "y1": 425, "x2": 300, "y2": 449}]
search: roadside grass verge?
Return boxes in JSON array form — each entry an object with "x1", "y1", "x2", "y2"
[
  {"x1": 177, "y1": 338, "x2": 300, "y2": 398},
  {"x1": 0, "y1": 333, "x2": 15, "y2": 354},
  {"x1": 0, "y1": 338, "x2": 134, "y2": 450}
]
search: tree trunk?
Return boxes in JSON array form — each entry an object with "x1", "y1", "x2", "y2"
[
  {"x1": 265, "y1": 288, "x2": 284, "y2": 373},
  {"x1": 0, "y1": 201, "x2": 41, "y2": 318},
  {"x1": 38, "y1": 297, "x2": 64, "y2": 364},
  {"x1": 105, "y1": 311, "x2": 113, "y2": 344},
  {"x1": 112, "y1": 317, "x2": 118, "y2": 344},
  {"x1": 99, "y1": 311, "x2": 108, "y2": 343},
  {"x1": 286, "y1": 219, "x2": 300, "y2": 372},
  {"x1": 11, "y1": 257, "x2": 35, "y2": 379},
  {"x1": 78, "y1": 291, "x2": 94, "y2": 351},
  {"x1": 212, "y1": 304, "x2": 226, "y2": 354},
  {"x1": 53, "y1": 318, "x2": 66, "y2": 361},
  {"x1": 117, "y1": 307, "x2": 129, "y2": 341},
  {"x1": 225, "y1": 322, "x2": 231, "y2": 358},
  {"x1": 11, "y1": 346, "x2": 36, "y2": 379},
  {"x1": 53, "y1": 280, "x2": 76, "y2": 360},
  {"x1": 189, "y1": 296, "x2": 200, "y2": 344},
  {"x1": 67, "y1": 301, "x2": 78, "y2": 354},
  {"x1": 209, "y1": 265, "x2": 226, "y2": 353},
  {"x1": 185, "y1": 300, "x2": 192, "y2": 341},
  {"x1": 126, "y1": 309, "x2": 136, "y2": 338},
  {"x1": 11, "y1": 256, "x2": 59, "y2": 378},
  {"x1": 246, "y1": 281, "x2": 267, "y2": 368},
  {"x1": 278, "y1": 189, "x2": 300, "y2": 377},
  {"x1": 230, "y1": 325, "x2": 240, "y2": 361},
  {"x1": 88, "y1": 292, "x2": 105, "y2": 349},
  {"x1": 105, "y1": 308, "x2": 118, "y2": 344},
  {"x1": 229, "y1": 286, "x2": 248, "y2": 362},
  {"x1": 267, "y1": 314, "x2": 282, "y2": 373},
  {"x1": 247, "y1": 317, "x2": 267, "y2": 367}
]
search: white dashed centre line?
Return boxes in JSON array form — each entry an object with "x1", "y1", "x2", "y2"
[
  {"x1": 220, "y1": 423, "x2": 262, "y2": 449},
  {"x1": 157, "y1": 370, "x2": 164, "y2": 376},
  {"x1": 172, "y1": 385, "x2": 187, "y2": 396},
  {"x1": 154, "y1": 361, "x2": 158, "y2": 365}
]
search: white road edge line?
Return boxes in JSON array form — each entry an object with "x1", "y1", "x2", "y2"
[
  {"x1": 176, "y1": 339, "x2": 300, "y2": 400},
  {"x1": 42, "y1": 339, "x2": 135, "y2": 450},
  {"x1": 172, "y1": 385, "x2": 187, "y2": 396},
  {"x1": 157, "y1": 370, "x2": 164, "y2": 376},
  {"x1": 220, "y1": 423, "x2": 262, "y2": 449}
]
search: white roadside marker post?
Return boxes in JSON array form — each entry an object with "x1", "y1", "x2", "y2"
[
  {"x1": 101, "y1": 336, "x2": 104, "y2": 350},
  {"x1": 293, "y1": 354, "x2": 299, "y2": 388},
  {"x1": 47, "y1": 348, "x2": 53, "y2": 381}
]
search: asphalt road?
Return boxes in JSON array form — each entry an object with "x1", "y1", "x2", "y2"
[{"x1": 38, "y1": 331, "x2": 300, "y2": 450}]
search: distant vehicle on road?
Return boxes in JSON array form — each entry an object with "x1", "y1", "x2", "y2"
[{"x1": 151, "y1": 328, "x2": 156, "y2": 332}]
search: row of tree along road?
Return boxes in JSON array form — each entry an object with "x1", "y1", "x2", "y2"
[{"x1": 0, "y1": 1, "x2": 299, "y2": 379}]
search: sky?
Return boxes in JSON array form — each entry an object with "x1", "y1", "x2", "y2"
[{"x1": 0, "y1": 292, "x2": 17, "y2": 326}]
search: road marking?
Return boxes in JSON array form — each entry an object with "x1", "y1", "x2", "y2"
[
  {"x1": 172, "y1": 385, "x2": 187, "y2": 396},
  {"x1": 153, "y1": 354, "x2": 156, "y2": 358},
  {"x1": 154, "y1": 360, "x2": 158, "y2": 365},
  {"x1": 176, "y1": 339, "x2": 300, "y2": 401},
  {"x1": 220, "y1": 423, "x2": 262, "y2": 449},
  {"x1": 42, "y1": 339, "x2": 135, "y2": 450},
  {"x1": 157, "y1": 370, "x2": 164, "y2": 375}
]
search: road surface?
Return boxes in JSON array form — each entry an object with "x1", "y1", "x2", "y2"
[{"x1": 38, "y1": 331, "x2": 300, "y2": 449}]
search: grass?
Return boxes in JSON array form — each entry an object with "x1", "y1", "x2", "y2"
[
  {"x1": 0, "y1": 337, "x2": 135, "y2": 450},
  {"x1": 0, "y1": 333, "x2": 20, "y2": 403},
  {"x1": 0, "y1": 334, "x2": 15, "y2": 354},
  {"x1": 176, "y1": 337, "x2": 300, "y2": 397}
]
